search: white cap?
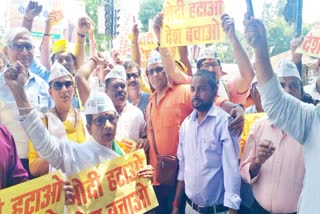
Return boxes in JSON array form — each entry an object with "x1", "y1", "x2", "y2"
[
  {"x1": 197, "y1": 45, "x2": 218, "y2": 62},
  {"x1": 147, "y1": 50, "x2": 162, "y2": 67},
  {"x1": 104, "y1": 65, "x2": 126, "y2": 82},
  {"x1": 84, "y1": 91, "x2": 118, "y2": 115},
  {"x1": 49, "y1": 62, "x2": 73, "y2": 83},
  {"x1": 275, "y1": 59, "x2": 301, "y2": 81}
]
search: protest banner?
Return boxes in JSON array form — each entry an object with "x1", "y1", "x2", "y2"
[
  {"x1": 0, "y1": 170, "x2": 64, "y2": 214},
  {"x1": 67, "y1": 149, "x2": 158, "y2": 214},
  {"x1": 116, "y1": 138, "x2": 137, "y2": 154},
  {"x1": 160, "y1": 0, "x2": 225, "y2": 47},
  {"x1": 297, "y1": 22, "x2": 320, "y2": 58},
  {"x1": 240, "y1": 113, "x2": 267, "y2": 158}
]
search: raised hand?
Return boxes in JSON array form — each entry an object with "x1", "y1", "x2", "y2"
[
  {"x1": 92, "y1": 52, "x2": 108, "y2": 66},
  {"x1": 243, "y1": 16, "x2": 268, "y2": 50},
  {"x1": 4, "y1": 61, "x2": 28, "y2": 89},
  {"x1": 221, "y1": 14, "x2": 236, "y2": 41},
  {"x1": 77, "y1": 17, "x2": 93, "y2": 35},
  {"x1": 132, "y1": 23, "x2": 139, "y2": 41},
  {"x1": 153, "y1": 12, "x2": 163, "y2": 41},
  {"x1": 25, "y1": 1, "x2": 43, "y2": 20}
]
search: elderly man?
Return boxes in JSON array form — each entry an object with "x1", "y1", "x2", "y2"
[
  {"x1": 240, "y1": 59, "x2": 305, "y2": 214},
  {"x1": 0, "y1": 27, "x2": 52, "y2": 176},
  {"x1": 76, "y1": 55, "x2": 147, "y2": 150},
  {"x1": 3, "y1": 62, "x2": 153, "y2": 179},
  {"x1": 244, "y1": 16, "x2": 320, "y2": 213},
  {"x1": 173, "y1": 70, "x2": 241, "y2": 214}
]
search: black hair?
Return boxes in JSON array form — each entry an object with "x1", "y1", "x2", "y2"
[
  {"x1": 123, "y1": 61, "x2": 141, "y2": 75},
  {"x1": 196, "y1": 58, "x2": 221, "y2": 69},
  {"x1": 193, "y1": 69, "x2": 218, "y2": 90}
]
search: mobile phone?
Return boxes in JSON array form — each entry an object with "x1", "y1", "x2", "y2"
[{"x1": 246, "y1": 0, "x2": 255, "y2": 18}]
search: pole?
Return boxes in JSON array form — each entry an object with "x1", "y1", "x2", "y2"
[{"x1": 295, "y1": 0, "x2": 303, "y2": 38}]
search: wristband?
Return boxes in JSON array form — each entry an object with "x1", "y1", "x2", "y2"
[
  {"x1": 173, "y1": 200, "x2": 179, "y2": 208},
  {"x1": 77, "y1": 33, "x2": 86, "y2": 38},
  {"x1": 43, "y1": 33, "x2": 51, "y2": 37}
]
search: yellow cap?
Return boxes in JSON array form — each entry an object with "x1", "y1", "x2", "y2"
[{"x1": 52, "y1": 39, "x2": 68, "y2": 55}]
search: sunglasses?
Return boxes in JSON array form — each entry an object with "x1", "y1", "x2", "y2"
[
  {"x1": 10, "y1": 42, "x2": 34, "y2": 52},
  {"x1": 51, "y1": 81, "x2": 74, "y2": 90},
  {"x1": 93, "y1": 114, "x2": 119, "y2": 126},
  {"x1": 147, "y1": 66, "x2": 164, "y2": 76},
  {"x1": 126, "y1": 72, "x2": 140, "y2": 80}
]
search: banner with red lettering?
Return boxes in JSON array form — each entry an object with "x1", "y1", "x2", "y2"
[
  {"x1": 297, "y1": 22, "x2": 320, "y2": 57},
  {"x1": 132, "y1": 31, "x2": 179, "y2": 68},
  {"x1": 160, "y1": 0, "x2": 225, "y2": 47},
  {"x1": 0, "y1": 170, "x2": 65, "y2": 213},
  {"x1": 67, "y1": 149, "x2": 158, "y2": 214}
]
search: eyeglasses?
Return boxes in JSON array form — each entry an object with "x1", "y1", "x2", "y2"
[
  {"x1": 147, "y1": 66, "x2": 164, "y2": 76},
  {"x1": 126, "y1": 72, "x2": 140, "y2": 80},
  {"x1": 201, "y1": 62, "x2": 220, "y2": 70},
  {"x1": 51, "y1": 81, "x2": 74, "y2": 90},
  {"x1": 10, "y1": 42, "x2": 34, "y2": 52},
  {"x1": 93, "y1": 114, "x2": 119, "y2": 126}
]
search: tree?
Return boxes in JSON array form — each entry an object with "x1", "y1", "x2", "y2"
[
  {"x1": 85, "y1": 0, "x2": 112, "y2": 51},
  {"x1": 138, "y1": 0, "x2": 164, "y2": 32}
]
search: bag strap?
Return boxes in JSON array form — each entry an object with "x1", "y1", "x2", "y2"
[{"x1": 148, "y1": 102, "x2": 159, "y2": 158}]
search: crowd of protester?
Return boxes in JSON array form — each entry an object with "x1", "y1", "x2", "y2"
[{"x1": 1, "y1": 1, "x2": 320, "y2": 214}]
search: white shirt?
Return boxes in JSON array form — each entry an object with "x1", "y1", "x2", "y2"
[
  {"x1": 259, "y1": 74, "x2": 320, "y2": 214},
  {"x1": 20, "y1": 110, "x2": 119, "y2": 176},
  {"x1": 116, "y1": 103, "x2": 146, "y2": 141}
]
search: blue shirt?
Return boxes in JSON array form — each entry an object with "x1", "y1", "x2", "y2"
[
  {"x1": 259, "y1": 74, "x2": 320, "y2": 214},
  {"x1": 0, "y1": 70, "x2": 52, "y2": 158},
  {"x1": 177, "y1": 104, "x2": 241, "y2": 210},
  {"x1": 128, "y1": 92, "x2": 150, "y2": 118},
  {"x1": 29, "y1": 58, "x2": 50, "y2": 83}
]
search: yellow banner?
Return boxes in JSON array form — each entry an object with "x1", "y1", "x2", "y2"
[
  {"x1": 67, "y1": 149, "x2": 158, "y2": 214},
  {"x1": 160, "y1": 0, "x2": 225, "y2": 47},
  {"x1": 240, "y1": 113, "x2": 267, "y2": 158},
  {"x1": 138, "y1": 32, "x2": 158, "y2": 51},
  {"x1": 297, "y1": 22, "x2": 320, "y2": 57},
  {"x1": 0, "y1": 170, "x2": 65, "y2": 213}
]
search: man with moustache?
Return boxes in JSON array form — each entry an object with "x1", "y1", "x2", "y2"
[
  {"x1": 172, "y1": 70, "x2": 241, "y2": 214},
  {"x1": 0, "y1": 27, "x2": 52, "y2": 177},
  {"x1": 124, "y1": 61, "x2": 150, "y2": 117},
  {"x1": 76, "y1": 59, "x2": 148, "y2": 150}
]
